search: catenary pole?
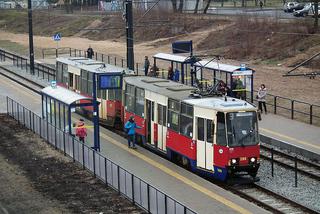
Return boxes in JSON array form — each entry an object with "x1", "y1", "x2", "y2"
[
  {"x1": 126, "y1": 0, "x2": 134, "y2": 70},
  {"x1": 28, "y1": 0, "x2": 35, "y2": 74}
]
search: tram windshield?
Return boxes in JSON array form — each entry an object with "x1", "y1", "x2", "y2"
[{"x1": 226, "y1": 112, "x2": 259, "y2": 147}]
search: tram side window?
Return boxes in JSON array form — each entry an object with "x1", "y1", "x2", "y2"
[
  {"x1": 56, "y1": 62, "x2": 63, "y2": 82},
  {"x1": 81, "y1": 70, "x2": 88, "y2": 94},
  {"x1": 108, "y1": 89, "x2": 121, "y2": 101},
  {"x1": 207, "y1": 120, "x2": 214, "y2": 143},
  {"x1": 197, "y1": 118, "x2": 204, "y2": 141},
  {"x1": 168, "y1": 99, "x2": 179, "y2": 132},
  {"x1": 87, "y1": 72, "x2": 93, "y2": 96},
  {"x1": 125, "y1": 84, "x2": 135, "y2": 112},
  {"x1": 135, "y1": 88, "x2": 145, "y2": 117},
  {"x1": 180, "y1": 103, "x2": 193, "y2": 138},
  {"x1": 62, "y1": 63, "x2": 68, "y2": 84},
  {"x1": 158, "y1": 104, "x2": 167, "y2": 125},
  {"x1": 216, "y1": 112, "x2": 227, "y2": 146}
]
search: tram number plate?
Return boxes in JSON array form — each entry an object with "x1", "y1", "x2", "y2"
[{"x1": 240, "y1": 157, "x2": 247, "y2": 161}]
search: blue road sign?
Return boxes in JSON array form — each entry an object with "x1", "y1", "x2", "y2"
[{"x1": 53, "y1": 33, "x2": 61, "y2": 41}]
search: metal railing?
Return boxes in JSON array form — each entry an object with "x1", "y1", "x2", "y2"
[
  {"x1": 250, "y1": 91, "x2": 320, "y2": 126},
  {"x1": 0, "y1": 48, "x2": 56, "y2": 81},
  {"x1": 6, "y1": 96, "x2": 196, "y2": 214}
]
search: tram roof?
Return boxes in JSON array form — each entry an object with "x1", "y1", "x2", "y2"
[
  {"x1": 124, "y1": 76, "x2": 256, "y2": 111},
  {"x1": 124, "y1": 76, "x2": 194, "y2": 100},
  {"x1": 153, "y1": 53, "x2": 191, "y2": 63},
  {"x1": 41, "y1": 85, "x2": 93, "y2": 105},
  {"x1": 194, "y1": 60, "x2": 254, "y2": 73},
  {"x1": 56, "y1": 57, "x2": 134, "y2": 75},
  {"x1": 184, "y1": 97, "x2": 256, "y2": 112}
]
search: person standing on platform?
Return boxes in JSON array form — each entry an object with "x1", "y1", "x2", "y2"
[
  {"x1": 124, "y1": 116, "x2": 141, "y2": 149},
  {"x1": 167, "y1": 66, "x2": 174, "y2": 80},
  {"x1": 76, "y1": 119, "x2": 87, "y2": 143},
  {"x1": 144, "y1": 56, "x2": 150, "y2": 76},
  {"x1": 87, "y1": 46, "x2": 94, "y2": 59},
  {"x1": 257, "y1": 84, "x2": 267, "y2": 114}
]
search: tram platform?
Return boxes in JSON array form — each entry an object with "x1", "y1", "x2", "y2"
[
  {"x1": 0, "y1": 73, "x2": 270, "y2": 214},
  {"x1": 259, "y1": 113, "x2": 320, "y2": 162},
  {"x1": 2, "y1": 59, "x2": 320, "y2": 162}
]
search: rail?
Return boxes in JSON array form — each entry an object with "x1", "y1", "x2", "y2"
[
  {"x1": 249, "y1": 91, "x2": 320, "y2": 125},
  {"x1": 0, "y1": 48, "x2": 55, "y2": 81},
  {"x1": 6, "y1": 96, "x2": 196, "y2": 214}
]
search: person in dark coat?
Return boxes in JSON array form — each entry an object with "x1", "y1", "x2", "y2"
[
  {"x1": 144, "y1": 56, "x2": 150, "y2": 76},
  {"x1": 87, "y1": 46, "x2": 94, "y2": 59},
  {"x1": 167, "y1": 66, "x2": 174, "y2": 80}
]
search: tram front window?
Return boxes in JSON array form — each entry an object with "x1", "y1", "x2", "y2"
[{"x1": 226, "y1": 112, "x2": 258, "y2": 147}]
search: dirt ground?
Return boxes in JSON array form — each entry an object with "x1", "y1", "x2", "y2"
[
  {"x1": 0, "y1": 27, "x2": 319, "y2": 105},
  {"x1": 0, "y1": 114, "x2": 143, "y2": 214}
]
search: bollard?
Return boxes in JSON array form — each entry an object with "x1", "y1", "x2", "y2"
[
  {"x1": 295, "y1": 156, "x2": 298, "y2": 187},
  {"x1": 271, "y1": 148, "x2": 274, "y2": 177}
]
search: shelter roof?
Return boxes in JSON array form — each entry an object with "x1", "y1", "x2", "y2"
[
  {"x1": 41, "y1": 85, "x2": 93, "y2": 105},
  {"x1": 194, "y1": 60, "x2": 254, "y2": 73},
  {"x1": 153, "y1": 53, "x2": 191, "y2": 63}
]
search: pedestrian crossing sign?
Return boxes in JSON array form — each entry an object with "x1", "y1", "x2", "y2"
[{"x1": 53, "y1": 33, "x2": 61, "y2": 41}]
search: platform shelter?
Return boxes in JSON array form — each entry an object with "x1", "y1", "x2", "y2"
[
  {"x1": 41, "y1": 85, "x2": 100, "y2": 150},
  {"x1": 153, "y1": 53, "x2": 196, "y2": 85},
  {"x1": 194, "y1": 60, "x2": 255, "y2": 103}
]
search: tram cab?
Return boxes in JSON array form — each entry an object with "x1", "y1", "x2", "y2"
[{"x1": 185, "y1": 98, "x2": 260, "y2": 179}]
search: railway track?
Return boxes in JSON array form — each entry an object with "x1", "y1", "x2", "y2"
[
  {"x1": 260, "y1": 144, "x2": 320, "y2": 181},
  {"x1": 229, "y1": 183, "x2": 319, "y2": 214}
]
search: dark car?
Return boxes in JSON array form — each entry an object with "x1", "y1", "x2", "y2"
[{"x1": 284, "y1": 2, "x2": 305, "y2": 12}]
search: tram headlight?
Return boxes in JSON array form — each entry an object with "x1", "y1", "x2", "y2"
[
  {"x1": 231, "y1": 159, "x2": 237, "y2": 164},
  {"x1": 250, "y1": 157, "x2": 256, "y2": 163}
]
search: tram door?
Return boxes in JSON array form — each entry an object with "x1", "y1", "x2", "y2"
[
  {"x1": 146, "y1": 100, "x2": 155, "y2": 145},
  {"x1": 157, "y1": 104, "x2": 167, "y2": 151},
  {"x1": 196, "y1": 117, "x2": 214, "y2": 171}
]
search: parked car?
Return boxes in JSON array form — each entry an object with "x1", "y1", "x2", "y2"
[
  {"x1": 284, "y1": 2, "x2": 305, "y2": 12},
  {"x1": 293, "y1": 3, "x2": 319, "y2": 17}
]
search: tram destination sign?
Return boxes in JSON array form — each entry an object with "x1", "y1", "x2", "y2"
[{"x1": 98, "y1": 73, "x2": 122, "y2": 89}]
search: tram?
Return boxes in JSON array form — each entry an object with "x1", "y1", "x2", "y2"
[{"x1": 56, "y1": 57, "x2": 260, "y2": 181}]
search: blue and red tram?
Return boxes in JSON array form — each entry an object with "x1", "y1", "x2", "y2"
[{"x1": 55, "y1": 57, "x2": 260, "y2": 181}]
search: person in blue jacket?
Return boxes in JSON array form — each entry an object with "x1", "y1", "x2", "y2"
[{"x1": 124, "y1": 115, "x2": 141, "y2": 149}]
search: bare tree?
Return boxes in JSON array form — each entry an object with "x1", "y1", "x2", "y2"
[
  {"x1": 315, "y1": 0, "x2": 319, "y2": 31},
  {"x1": 171, "y1": 0, "x2": 177, "y2": 12},
  {"x1": 178, "y1": 0, "x2": 184, "y2": 12},
  {"x1": 204, "y1": 0, "x2": 212, "y2": 14},
  {"x1": 194, "y1": 0, "x2": 200, "y2": 13}
]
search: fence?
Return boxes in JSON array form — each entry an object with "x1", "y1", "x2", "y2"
[
  {"x1": 250, "y1": 91, "x2": 320, "y2": 126},
  {"x1": 0, "y1": 48, "x2": 56, "y2": 82},
  {"x1": 6, "y1": 96, "x2": 196, "y2": 214}
]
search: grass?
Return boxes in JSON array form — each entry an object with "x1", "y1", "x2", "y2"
[{"x1": 0, "y1": 40, "x2": 42, "y2": 58}]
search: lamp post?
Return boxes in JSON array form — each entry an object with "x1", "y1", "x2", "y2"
[{"x1": 27, "y1": 0, "x2": 35, "y2": 74}]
